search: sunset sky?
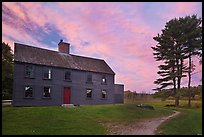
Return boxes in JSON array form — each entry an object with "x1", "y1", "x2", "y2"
[{"x1": 2, "y1": 2, "x2": 202, "y2": 93}]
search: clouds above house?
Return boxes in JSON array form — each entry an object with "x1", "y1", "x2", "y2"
[{"x1": 2, "y1": 2, "x2": 202, "y2": 93}]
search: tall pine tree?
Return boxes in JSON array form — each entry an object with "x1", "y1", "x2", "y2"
[
  {"x1": 178, "y1": 15, "x2": 202, "y2": 107},
  {"x1": 152, "y1": 15, "x2": 201, "y2": 107}
]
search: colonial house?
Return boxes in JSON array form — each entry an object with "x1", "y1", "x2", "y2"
[{"x1": 12, "y1": 40, "x2": 124, "y2": 106}]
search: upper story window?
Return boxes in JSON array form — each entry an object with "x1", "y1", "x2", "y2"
[
  {"x1": 65, "y1": 71, "x2": 71, "y2": 81},
  {"x1": 101, "y1": 90, "x2": 107, "y2": 99},
  {"x1": 43, "y1": 68, "x2": 52, "y2": 79},
  {"x1": 101, "y1": 75, "x2": 106, "y2": 84},
  {"x1": 24, "y1": 85, "x2": 33, "y2": 98},
  {"x1": 86, "y1": 73, "x2": 92, "y2": 83},
  {"x1": 43, "y1": 87, "x2": 51, "y2": 98},
  {"x1": 86, "y1": 89, "x2": 92, "y2": 99},
  {"x1": 25, "y1": 65, "x2": 35, "y2": 78}
]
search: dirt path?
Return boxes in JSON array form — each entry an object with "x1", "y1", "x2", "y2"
[{"x1": 105, "y1": 110, "x2": 181, "y2": 135}]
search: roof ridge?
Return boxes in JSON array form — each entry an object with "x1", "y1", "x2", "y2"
[
  {"x1": 14, "y1": 42, "x2": 115, "y2": 75},
  {"x1": 15, "y1": 42, "x2": 104, "y2": 61},
  {"x1": 14, "y1": 42, "x2": 59, "y2": 54},
  {"x1": 70, "y1": 54, "x2": 105, "y2": 61}
]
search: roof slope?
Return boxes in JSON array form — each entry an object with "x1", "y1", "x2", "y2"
[{"x1": 14, "y1": 43, "x2": 115, "y2": 75}]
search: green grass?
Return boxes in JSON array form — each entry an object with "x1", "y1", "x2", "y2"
[
  {"x1": 156, "y1": 108, "x2": 202, "y2": 135},
  {"x1": 2, "y1": 99, "x2": 202, "y2": 135},
  {"x1": 125, "y1": 98, "x2": 202, "y2": 135},
  {"x1": 2, "y1": 104, "x2": 172, "y2": 135}
]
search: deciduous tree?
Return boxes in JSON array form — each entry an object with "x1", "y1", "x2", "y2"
[{"x1": 2, "y1": 42, "x2": 14, "y2": 100}]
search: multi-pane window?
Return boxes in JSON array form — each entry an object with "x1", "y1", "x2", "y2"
[
  {"x1": 101, "y1": 75, "x2": 106, "y2": 84},
  {"x1": 25, "y1": 86, "x2": 33, "y2": 98},
  {"x1": 65, "y1": 71, "x2": 71, "y2": 81},
  {"x1": 86, "y1": 89, "x2": 92, "y2": 98},
  {"x1": 43, "y1": 87, "x2": 51, "y2": 98},
  {"x1": 102, "y1": 90, "x2": 107, "y2": 99},
  {"x1": 25, "y1": 65, "x2": 34, "y2": 78},
  {"x1": 87, "y1": 74, "x2": 92, "y2": 83},
  {"x1": 44, "y1": 68, "x2": 52, "y2": 79}
]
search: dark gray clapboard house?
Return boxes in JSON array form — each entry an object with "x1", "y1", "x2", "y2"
[{"x1": 12, "y1": 40, "x2": 124, "y2": 106}]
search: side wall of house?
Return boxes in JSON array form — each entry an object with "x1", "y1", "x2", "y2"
[
  {"x1": 114, "y1": 84, "x2": 124, "y2": 103},
  {"x1": 12, "y1": 62, "x2": 115, "y2": 106}
]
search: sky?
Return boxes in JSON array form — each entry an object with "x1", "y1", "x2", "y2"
[{"x1": 2, "y1": 2, "x2": 202, "y2": 93}]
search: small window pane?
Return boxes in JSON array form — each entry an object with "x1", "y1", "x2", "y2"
[
  {"x1": 25, "y1": 65, "x2": 34, "y2": 78},
  {"x1": 48, "y1": 69, "x2": 51, "y2": 79},
  {"x1": 43, "y1": 87, "x2": 51, "y2": 97},
  {"x1": 102, "y1": 75, "x2": 106, "y2": 84},
  {"x1": 44, "y1": 68, "x2": 52, "y2": 79},
  {"x1": 65, "y1": 71, "x2": 71, "y2": 80},
  {"x1": 102, "y1": 90, "x2": 107, "y2": 99},
  {"x1": 86, "y1": 89, "x2": 92, "y2": 98},
  {"x1": 25, "y1": 86, "x2": 33, "y2": 98},
  {"x1": 87, "y1": 74, "x2": 92, "y2": 82}
]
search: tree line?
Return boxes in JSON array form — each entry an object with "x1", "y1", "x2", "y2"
[
  {"x1": 2, "y1": 42, "x2": 14, "y2": 100},
  {"x1": 151, "y1": 14, "x2": 202, "y2": 107},
  {"x1": 153, "y1": 85, "x2": 202, "y2": 101}
]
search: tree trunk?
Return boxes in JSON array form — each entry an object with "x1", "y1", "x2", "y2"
[
  {"x1": 175, "y1": 58, "x2": 181, "y2": 107},
  {"x1": 172, "y1": 65, "x2": 177, "y2": 100},
  {"x1": 188, "y1": 55, "x2": 192, "y2": 107},
  {"x1": 175, "y1": 95, "x2": 180, "y2": 107}
]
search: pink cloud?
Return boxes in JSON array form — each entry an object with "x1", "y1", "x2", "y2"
[
  {"x1": 3, "y1": 2, "x2": 26, "y2": 20},
  {"x1": 176, "y1": 2, "x2": 198, "y2": 14},
  {"x1": 2, "y1": 22, "x2": 53, "y2": 51},
  {"x1": 19, "y1": 2, "x2": 48, "y2": 27},
  {"x1": 2, "y1": 2, "x2": 201, "y2": 93},
  {"x1": 159, "y1": 2, "x2": 201, "y2": 21}
]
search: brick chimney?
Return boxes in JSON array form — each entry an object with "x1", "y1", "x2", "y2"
[{"x1": 58, "y1": 39, "x2": 70, "y2": 54}]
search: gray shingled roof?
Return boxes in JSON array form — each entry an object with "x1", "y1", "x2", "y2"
[{"x1": 14, "y1": 43, "x2": 115, "y2": 75}]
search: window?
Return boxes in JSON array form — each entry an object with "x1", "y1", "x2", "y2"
[
  {"x1": 25, "y1": 65, "x2": 34, "y2": 78},
  {"x1": 102, "y1": 90, "x2": 107, "y2": 99},
  {"x1": 65, "y1": 71, "x2": 71, "y2": 81},
  {"x1": 101, "y1": 75, "x2": 106, "y2": 84},
  {"x1": 43, "y1": 87, "x2": 51, "y2": 98},
  {"x1": 86, "y1": 89, "x2": 92, "y2": 98},
  {"x1": 44, "y1": 68, "x2": 52, "y2": 79},
  {"x1": 86, "y1": 74, "x2": 92, "y2": 83},
  {"x1": 25, "y1": 86, "x2": 33, "y2": 98}
]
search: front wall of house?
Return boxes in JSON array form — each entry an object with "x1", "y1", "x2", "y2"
[{"x1": 12, "y1": 62, "x2": 115, "y2": 106}]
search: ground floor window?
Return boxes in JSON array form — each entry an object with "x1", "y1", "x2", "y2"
[
  {"x1": 25, "y1": 86, "x2": 33, "y2": 98},
  {"x1": 102, "y1": 90, "x2": 107, "y2": 99},
  {"x1": 43, "y1": 87, "x2": 51, "y2": 98},
  {"x1": 86, "y1": 89, "x2": 92, "y2": 98}
]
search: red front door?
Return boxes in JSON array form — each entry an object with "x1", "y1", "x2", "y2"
[{"x1": 64, "y1": 87, "x2": 71, "y2": 104}]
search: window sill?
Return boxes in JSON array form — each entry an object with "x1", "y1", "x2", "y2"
[
  {"x1": 86, "y1": 98, "x2": 93, "y2": 100},
  {"x1": 86, "y1": 82, "x2": 93, "y2": 84},
  {"x1": 64, "y1": 80, "x2": 72, "y2": 82},
  {"x1": 43, "y1": 78, "x2": 52, "y2": 80},
  {"x1": 101, "y1": 98, "x2": 107, "y2": 100},
  {"x1": 24, "y1": 97, "x2": 34, "y2": 99},
  {"x1": 42, "y1": 97, "x2": 52, "y2": 99},
  {"x1": 25, "y1": 76, "x2": 35, "y2": 79}
]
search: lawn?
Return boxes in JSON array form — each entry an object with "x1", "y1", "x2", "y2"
[
  {"x1": 125, "y1": 98, "x2": 202, "y2": 135},
  {"x1": 2, "y1": 99, "x2": 202, "y2": 135},
  {"x1": 156, "y1": 107, "x2": 202, "y2": 135},
  {"x1": 2, "y1": 104, "x2": 172, "y2": 135}
]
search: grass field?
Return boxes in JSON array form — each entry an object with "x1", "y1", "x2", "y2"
[
  {"x1": 2, "y1": 99, "x2": 202, "y2": 135},
  {"x1": 157, "y1": 108, "x2": 202, "y2": 135},
  {"x1": 125, "y1": 98, "x2": 202, "y2": 135}
]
